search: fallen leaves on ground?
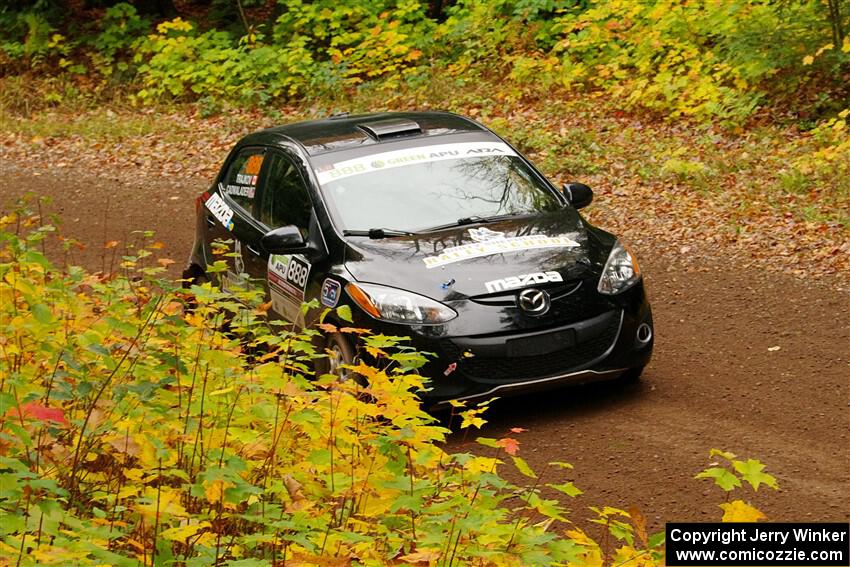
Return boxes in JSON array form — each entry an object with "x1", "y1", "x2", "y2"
[{"x1": 0, "y1": 94, "x2": 847, "y2": 286}]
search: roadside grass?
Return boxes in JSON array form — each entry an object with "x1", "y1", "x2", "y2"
[
  {"x1": 1, "y1": 75, "x2": 847, "y2": 279},
  {"x1": 0, "y1": 107, "x2": 162, "y2": 140}
]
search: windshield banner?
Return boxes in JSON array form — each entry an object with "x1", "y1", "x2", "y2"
[
  {"x1": 315, "y1": 142, "x2": 518, "y2": 185},
  {"x1": 423, "y1": 233, "x2": 581, "y2": 268}
]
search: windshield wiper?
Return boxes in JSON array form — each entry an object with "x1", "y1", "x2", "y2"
[
  {"x1": 342, "y1": 228, "x2": 418, "y2": 239},
  {"x1": 419, "y1": 213, "x2": 530, "y2": 233}
]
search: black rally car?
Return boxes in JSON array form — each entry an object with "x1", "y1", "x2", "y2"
[{"x1": 185, "y1": 111, "x2": 653, "y2": 405}]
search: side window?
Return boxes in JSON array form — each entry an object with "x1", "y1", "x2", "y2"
[
  {"x1": 260, "y1": 152, "x2": 313, "y2": 237},
  {"x1": 222, "y1": 149, "x2": 265, "y2": 214}
]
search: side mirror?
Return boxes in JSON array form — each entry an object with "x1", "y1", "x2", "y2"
[
  {"x1": 261, "y1": 225, "x2": 307, "y2": 254},
  {"x1": 563, "y1": 182, "x2": 593, "y2": 209}
]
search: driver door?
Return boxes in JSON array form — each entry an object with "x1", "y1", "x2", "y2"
[{"x1": 251, "y1": 149, "x2": 315, "y2": 324}]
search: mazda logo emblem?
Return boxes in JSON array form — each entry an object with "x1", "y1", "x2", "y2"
[{"x1": 517, "y1": 288, "x2": 550, "y2": 316}]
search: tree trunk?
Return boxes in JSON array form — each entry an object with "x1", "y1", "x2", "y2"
[{"x1": 826, "y1": 0, "x2": 845, "y2": 48}]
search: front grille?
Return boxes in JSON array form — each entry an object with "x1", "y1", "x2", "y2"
[
  {"x1": 470, "y1": 280, "x2": 582, "y2": 306},
  {"x1": 442, "y1": 310, "x2": 622, "y2": 383}
]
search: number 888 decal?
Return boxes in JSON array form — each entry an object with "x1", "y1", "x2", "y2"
[{"x1": 285, "y1": 256, "x2": 310, "y2": 292}]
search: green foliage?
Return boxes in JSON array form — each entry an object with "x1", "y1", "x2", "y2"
[
  {"x1": 0, "y1": 207, "x2": 581, "y2": 565},
  {"x1": 273, "y1": 0, "x2": 430, "y2": 88},
  {"x1": 1, "y1": 0, "x2": 847, "y2": 121},
  {"x1": 133, "y1": 18, "x2": 316, "y2": 103},
  {"x1": 546, "y1": 0, "x2": 835, "y2": 122},
  {"x1": 695, "y1": 449, "x2": 778, "y2": 522},
  {"x1": 0, "y1": 11, "x2": 65, "y2": 71},
  {"x1": 89, "y1": 3, "x2": 150, "y2": 79},
  {"x1": 0, "y1": 206, "x2": 783, "y2": 565}
]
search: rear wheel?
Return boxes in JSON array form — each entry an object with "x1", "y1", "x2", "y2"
[{"x1": 181, "y1": 264, "x2": 209, "y2": 288}]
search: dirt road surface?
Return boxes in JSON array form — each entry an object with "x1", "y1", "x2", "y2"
[{"x1": 1, "y1": 163, "x2": 847, "y2": 535}]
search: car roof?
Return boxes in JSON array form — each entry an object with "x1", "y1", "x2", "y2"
[{"x1": 239, "y1": 111, "x2": 492, "y2": 157}]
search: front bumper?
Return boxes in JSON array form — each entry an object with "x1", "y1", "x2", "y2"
[{"x1": 357, "y1": 284, "x2": 653, "y2": 406}]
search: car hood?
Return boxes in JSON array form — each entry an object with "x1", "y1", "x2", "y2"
[{"x1": 342, "y1": 209, "x2": 613, "y2": 301}]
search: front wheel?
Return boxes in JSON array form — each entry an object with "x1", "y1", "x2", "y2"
[
  {"x1": 619, "y1": 366, "x2": 645, "y2": 384},
  {"x1": 316, "y1": 332, "x2": 363, "y2": 385}
]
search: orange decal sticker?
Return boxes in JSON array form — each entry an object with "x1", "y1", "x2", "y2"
[{"x1": 244, "y1": 155, "x2": 264, "y2": 175}]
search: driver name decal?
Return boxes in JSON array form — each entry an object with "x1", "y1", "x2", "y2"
[
  {"x1": 315, "y1": 142, "x2": 518, "y2": 184},
  {"x1": 423, "y1": 234, "x2": 580, "y2": 269},
  {"x1": 485, "y1": 271, "x2": 563, "y2": 293}
]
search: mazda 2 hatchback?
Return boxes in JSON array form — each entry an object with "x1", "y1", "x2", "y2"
[{"x1": 184, "y1": 112, "x2": 653, "y2": 405}]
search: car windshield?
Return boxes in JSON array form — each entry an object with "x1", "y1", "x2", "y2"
[{"x1": 315, "y1": 142, "x2": 563, "y2": 232}]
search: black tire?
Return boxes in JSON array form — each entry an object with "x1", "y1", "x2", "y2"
[
  {"x1": 181, "y1": 264, "x2": 209, "y2": 288},
  {"x1": 316, "y1": 332, "x2": 364, "y2": 385},
  {"x1": 619, "y1": 366, "x2": 645, "y2": 384}
]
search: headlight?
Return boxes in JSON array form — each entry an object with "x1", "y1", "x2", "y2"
[
  {"x1": 598, "y1": 240, "x2": 642, "y2": 295},
  {"x1": 346, "y1": 282, "x2": 457, "y2": 324}
]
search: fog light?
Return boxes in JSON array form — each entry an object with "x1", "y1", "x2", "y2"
[{"x1": 636, "y1": 322, "x2": 652, "y2": 345}]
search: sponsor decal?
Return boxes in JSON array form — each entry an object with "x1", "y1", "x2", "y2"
[
  {"x1": 268, "y1": 254, "x2": 311, "y2": 300},
  {"x1": 468, "y1": 227, "x2": 505, "y2": 242},
  {"x1": 204, "y1": 192, "x2": 234, "y2": 230},
  {"x1": 244, "y1": 154, "x2": 264, "y2": 176},
  {"x1": 315, "y1": 142, "x2": 518, "y2": 184},
  {"x1": 320, "y1": 278, "x2": 341, "y2": 308},
  {"x1": 423, "y1": 233, "x2": 581, "y2": 269},
  {"x1": 484, "y1": 271, "x2": 563, "y2": 293},
  {"x1": 225, "y1": 184, "x2": 256, "y2": 198}
]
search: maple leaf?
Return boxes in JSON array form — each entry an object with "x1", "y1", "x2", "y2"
[
  {"x1": 459, "y1": 407, "x2": 487, "y2": 429},
  {"x1": 509, "y1": 427, "x2": 528, "y2": 434},
  {"x1": 398, "y1": 549, "x2": 441, "y2": 564},
  {"x1": 160, "y1": 521, "x2": 210, "y2": 542},
  {"x1": 512, "y1": 456, "x2": 537, "y2": 478},
  {"x1": 339, "y1": 326, "x2": 370, "y2": 334},
  {"x1": 19, "y1": 402, "x2": 67, "y2": 425},
  {"x1": 695, "y1": 466, "x2": 741, "y2": 491},
  {"x1": 733, "y1": 458, "x2": 778, "y2": 491},
  {"x1": 719, "y1": 499, "x2": 766, "y2": 522},
  {"x1": 203, "y1": 479, "x2": 233, "y2": 504},
  {"x1": 628, "y1": 506, "x2": 649, "y2": 546},
  {"x1": 365, "y1": 345, "x2": 387, "y2": 358},
  {"x1": 316, "y1": 323, "x2": 337, "y2": 333},
  {"x1": 547, "y1": 481, "x2": 583, "y2": 497},
  {"x1": 496, "y1": 437, "x2": 520, "y2": 456}
]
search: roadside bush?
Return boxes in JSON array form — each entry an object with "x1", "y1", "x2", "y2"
[
  {"x1": 786, "y1": 108, "x2": 850, "y2": 216},
  {"x1": 0, "y1": 206, "x2": 779, "y2": 565},
  {"x1": 273, "y1": 0, "x2": 430, "y2": 88},
  {"x1": 0, "y1": 12, "x2": 71, "y2": 73},
  {"x1": 89, "y1": 3, "x2": 150, "y2": 81},
  {"x1": 2, "y1": 0, "x2": 847, "y2": 121},
  {"x1": 546, "y1": 0, "x2": 841, "y2": 123},
  {"x1": 133, "y1": 18, "x2": 316, "y2": 103}
]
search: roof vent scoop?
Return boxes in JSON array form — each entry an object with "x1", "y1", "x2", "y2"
[{"x1": 358, "y1": 118, "x2": 422, "y2": 140}]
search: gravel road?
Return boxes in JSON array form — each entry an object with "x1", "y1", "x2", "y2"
[{"x1": 2, "y1": 163, "x2": 847, "y2": 534}]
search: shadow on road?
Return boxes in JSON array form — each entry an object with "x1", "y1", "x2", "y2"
[{"x1": 440, "y1": 373, "x2": 652, "y2": 439}]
